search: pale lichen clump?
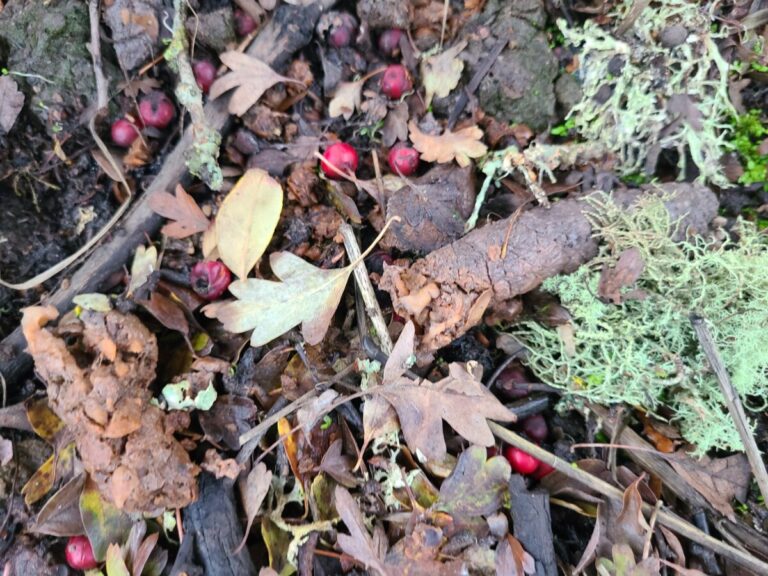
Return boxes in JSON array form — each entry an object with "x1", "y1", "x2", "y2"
[
  {"x1": 560, "y1": 0, "x2": 734, "y2": 186},
  {"x1": 513, "y1": 194, "x2": 768, "y2": 454}
]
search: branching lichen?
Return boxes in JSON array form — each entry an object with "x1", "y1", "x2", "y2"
[
  {"x1": 512, "y1": 193, "x2": 768, "y2": 453},
  {"x1": 165, "y1": 0, "x2": 223, "y2": 190},
  {"x1": 560, "y1": 0, "x2": 735, "y2": 186}
]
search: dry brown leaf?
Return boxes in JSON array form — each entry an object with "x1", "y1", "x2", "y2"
[
  {"x1": 201, "y1": 449, "x2": 242, "y2": 480},
  {"x1": 148, "y1": 184, "x2": 211, "y2": 239},
  {"x1": 382, "y1": 102, "x2": 408, "y2": 147},
  {"x1": 236, "y1": 462, "x2": 272, "y2": 552},
  {"x1": 328, "y1": 80, "x2": 363, "y2": 120},
  {"x1": 380, "y1": 362, "x2": 515, "y2": 462},
  {"x1": 598, "y1": 247, "x2": 645, "y2": 304},
  {"x1": 0, "y1": 75, "x2": 24, "y2": 133},
  {"x1": 421, "y1": 41, "x2": 467, "y2": 108},
  {"x1": 334, "y1": 486, "x2": 390, "y2": 576},
  {"x1": 210, "y1": 52, "x2": 302, "y2": 116},
  {"x1": 409, "y1": 120, "x2": 487, "y2": 167}
]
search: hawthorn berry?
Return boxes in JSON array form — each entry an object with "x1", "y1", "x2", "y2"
[
  {"x1": 378, "y1": 29, "x2": 403, "y2": 57},
  {"x1": 503, "y1": 446, "x2": 541, "y2": 476},
  {"x1": 65, "y1": 535, "x2": 98, "y2": 571},
  {"x1": 380, "y1": 64, "x2": 412, "y2": 100},
  {"x1": 190, "y1": 261, "x2": 232, "y2": 300},
  {"x1": 138, "y1": 91, "x2": 176, "y2": 129},
  {"x1": 495, "y1": 365, "x2": 531, "y2": 400},
  {"x1": 327, "y1": 13, "x2": 357, "y2": 48},
  {"x1": 522, "y1": 414, "x2": 548, "y2": 443},
  {"x1": 234, "y1": 8, "x2": 257, "y2": 36},
  {"x1": 320, "y1": 142, "x2": 358, "y2": 179},
  {"x1": 193, "y1": 59, "x2": 217, "y2": 94},
  {"x1": 532, "y1": 461, "x2": 555, "y2": 480},
  {"x1": 387, "y1": 144, "x2": 420, "y2": 176},
  {"x1": 110, "y1": 118, "x2": 139, "y2": 148}
]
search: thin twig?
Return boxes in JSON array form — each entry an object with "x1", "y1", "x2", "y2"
[
  {"x1": 339, "y1": 223, "x2": 394, "y2": 355},
  {"x1": 690, "y1": 314, "x2": 768, "y2": 504},
  {"x1": 88, "y1": 0, "x2": 109, "y2": 110},
  {"x1": 490, "y1": 422, "x2": 768, "y2": 575}
]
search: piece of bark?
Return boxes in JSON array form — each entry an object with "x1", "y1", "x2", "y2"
[
  {"x1": 383, "y1": 164, "x2": 476, "y2": 253},
  {"x1": 183, "y1": 473, "x2": 257, "y2": 576},
  {"x1": 380, "y1": 183, "x2": 718, "y2": 353},
  {"x1": 509, "y1": 475, "x2": 557, "y2": 576},
  {"x1": 0, "y1": 2, "x2": 322, "y2": 390}
]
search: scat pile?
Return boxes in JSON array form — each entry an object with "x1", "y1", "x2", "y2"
[{"x1": 22, "y1": 306, "x2": 198, "y2": 513}]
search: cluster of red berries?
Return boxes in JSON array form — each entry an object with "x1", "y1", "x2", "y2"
[{"x1": 111, "y1": 91, "x2": 176, "y2": 148}]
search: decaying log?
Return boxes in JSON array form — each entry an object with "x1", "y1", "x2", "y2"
[
  {"x1": 0, "y1": 2, "x2": 323, "y2": 388},
  {"x1": 380, "y1": 183, "x2": 718, "y2": 353}
]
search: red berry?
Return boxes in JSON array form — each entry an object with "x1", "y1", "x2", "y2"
[
  {"x1": 532, "y1": 461, "x2": 555, "y2": 480},
  {"x1": 522, "y1": 414, "x2": 548, "y2": 443},
  {"x1": 378, "y1": 29, "x2": 403, "y2": 57},
  {"x1": 320, "y1": 142, "x2": 358, "y2": 179},
  {"x1": 65, "y1": 535, "x2": 98, "y2": 570},
  {"x1": 234, "y1": 8, "x2": 257, "y2": 36},
  {"x1": 503, "y1": 446, "x2": 541, "y2": 476},
  {"x1": 110, "y1": 118, "x2": 139, "y2": 148},
  {"x1": 139, "y1": 91, "x2": 176, "y2": 129},
  {"x1": 387, "y1": 144, "x2": 420, "y2": 176},
  {"x1": 327, "y1": 13, "x2": 357, "y2": 48},
  {"x1": 193, "y1": 60, "x2": 217, "y2": 94},
  {"x1": 380, "y1": 64, "x2": 412, "y2": 100},
  {"x1": 190, "y1": 261, "x2": 232, "y2": 300}
]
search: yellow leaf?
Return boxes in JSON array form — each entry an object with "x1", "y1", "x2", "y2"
[
  {"x1": 215, "y1": 168, "x2": 283, "y2": 280},
  {"x1": 210, "y1": 52, "x2": 303, "y2": 116},
  {"x1": 421, "y1": 41, "x2": 467, "y2": 108},
  {"x1": 328, "y1": 80, "x2": 363, "y2": 120},
  {"x1": 21, "y1": 443, "x2": 76, "y2": 506},
  {"x1": 408, "y1": 120, "x2": 487, "y2": 167},
  {"x1": 204, "y1": 251, "x2": 353, "y2": 347}
]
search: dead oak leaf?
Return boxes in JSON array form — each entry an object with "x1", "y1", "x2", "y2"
[
  {"x1": 328, "y1": 79, "x2": 363, "y2": 120},
  {"x1": 210, "y1": 52, "x2": 303, "y2": 116},
  {"x1": 409, "y1": 120, "x2": 487, "y2": 167},
  {"x1": 421, "y1": 41, "x2": 467, "y2": 108},
  {"x1": 148, "y1": 184, "x2": 211, "y2": 239},
  {"x1": 334, "y1": 486, "x2": 390, "y2": 576},
  {"x1": 0, "y1": 75, "x2": 25, "y2": 133},
  {"x1": 380, "y1": 362, "x2": 516, "y2": 462}
]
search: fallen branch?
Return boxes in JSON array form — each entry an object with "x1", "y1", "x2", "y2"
[{"x1": 0, "y1": 2, "x2": 323, "y2": 389}]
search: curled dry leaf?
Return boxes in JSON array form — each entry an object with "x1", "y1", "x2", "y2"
[
  {"x1": 334, "y1": 486, "x2": 390, "y2": 576},
  {"x1": 421, "y1": 41, "x2": 467, "y2": 108},
  {"x1": 409, "y1": 120, "x2": 487, "y2": 167},
  {"x1": 205, "y1": 251, "x2": 355, "y2": 347},
  {"x1": 210, "y1": 52, "x2": 303, "y2": 116},
  {"x1": 148, "y1": 184, "x2": 211, "y2": 239},
  {"x1": 236, "y1": 462, "x2": 273, "y2": 553},
  {"x1": 329, "y1": 79, "x2": 363, "y2": 120},
  {"x1": 215, "y1": 168, "x2": 283, "y2": 280}
]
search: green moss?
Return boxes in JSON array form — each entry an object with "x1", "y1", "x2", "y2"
[
  {"x1": 728, "y1": 109, "x2": 768, "y2": 188},
  {"x1": 511, "y1": 194, "x2": 768, "y2": 454}
]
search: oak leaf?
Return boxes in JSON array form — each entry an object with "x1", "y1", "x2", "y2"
[
  {"x1": 408, "y1": 120, "x2": 487, "y2": 167},
  {"x1": 421, "y1": 41, "x2": 467, "y2": 108},
  {"x1": 334, "y1": 486, "x2": 390, "y2": 576},
  {"x1": 328, "y1": 80, "x2": 363, "y2": 120},
  {"x1": 148, "y1": 184, "x2": 210, "y2": 239},
  {"x1": 210, "y1": 52, "x2": 302, "y2": 116},
  {"x1": 215, "y1": 168, "x2": 283, "y2": 280},
  {"x1": 204, "y1": 251, "x2": 354, "y2": 347}
]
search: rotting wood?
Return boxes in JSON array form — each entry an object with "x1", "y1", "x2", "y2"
[
  {"x1": 509, "y1": 474, "x2": 558, "y2": 576},
  {"x1": 0, "y1": 2, "x2": 323, "y2": 390}
]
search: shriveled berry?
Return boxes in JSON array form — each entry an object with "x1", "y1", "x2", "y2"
[
  {"x1": 328, "y1": 13, "x2": 357, "y2": 48},
  {"x1": 522, "y1": 414, "x2": 548, "y2": 443},
  {"x1": 110, "y1": 118, "x2": 139, "y2": 148},
  {"x1": 378, "y1": 29, "x2": 403, "y2": 57},
  {"x1": 139, "y1": 91, "x2": 176, "y2": 129},
  {"x1": 503, "y1": 446, "x2": 541, "y2": 476},
  {"x1": 65, "y1": 535, "x2": 98, "y2": 571},
  {"x1": 380, "y1": 64, "x2": 412, "y2": 100},
  {"x1": 234, "y1": 8, "x2": 257, "y2": 36},
  {"x1": 320, "y1": 142, "x2": 358, "y2": 179},
  {"x1": 193, "y1": 59, "x2": 217, "y2": 94},
  {"x1": 495, "y1": 365, "x2": 530, "y2": 400},
  {"x1": 190, "y1": 261, "x2": 232, "y2": 300},
  {"x1": 387, "y1": 144, "x2": 420, "y2": 176}
]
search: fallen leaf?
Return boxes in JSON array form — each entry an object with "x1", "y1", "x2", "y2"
[
  {"x1": 127, "y1": 244, "x2": 158, "y2": 297},
  {"x1": 334, "y1": 486, "x2": 389, "y2": 576},
  {"x1": 205, "y1": 251, "x2": 355, "y2": 347},
  {"x1": 148, "y1": 184, "x2": 211, "y2": 239},
  {"x1": 106, "y1": 542, "x2": 131, "y2": 576},
  {"x1": 0, "y1": 75, "x2": 24, "y2": 133},
  {"x1": 199, "y1": 395, "x2": 257, "y2": 450},
  {"x1": 32, "y1": 473, "x2": 86, "y2": 536},
  {"x1": 139, "y1": 292, "x2": 189, "y2": 339},
  {"x1": 210, "y1": 52, "x2": 302, "y2": 116},
  {"x1": 421, "y1": 41, "x2": 467, "y2": 108},
  {"x1": 237, "y1": 462, "x2": 273, "y2": 552},
  {"x1": 409, "y1": 120, "x2": 487, "y2": 167},
  {"x1": 297, "y1": 389, "x2": 339, "y2": 437},
  {"x1": 434, "y1": 445, "x2": 511, "y2": 518},
  {"x1": 215, "y1": 168, "x2": 283, "y2": 280},
  {"x1": 496, "y1": 535, "x2": 536, "y2": 576},
  {"x1": 201, "y1": 449, "x2": 242, "y2": 480},
  {"x1": 73, "y1": 293, "x2": 112, "y2": 313},
  {"x1": 80, "y1": 476, "x2": 134, "y2": 562},
  {"x1": 161, "y1": 380, "x2": 217, "y2": 411},
  {"x1": 382, "y1": 320, "x2": 415, "y2": 383},
  {"x1": 329, "y1": 80, "x2": 363, "y2": 120},
  {"x1": 598, "y1": 247, "x2": 645, "y2": 304},
  {"x1": 380, "y1": 362, "x2": 516, "y2": 462},
  {"x1": 382, "y1": 101, "x2": 409, "y2": 147},
  {"x1": 668, "y1": 451, "x2": 750, "y2": 520},
  {"x1": 21, "y1": 443, "x2": 77, "y2": 506},
  {"x1": 595, "y1": 543, "x2": 660, "y2": 576},
  {"x1": 319, "y1": 439, "x2": 356, "y2": 488}
]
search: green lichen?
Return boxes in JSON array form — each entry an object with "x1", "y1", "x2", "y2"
[
  {"x1": 512, "y1": 194, "x2": 768, "y2": 454},
  {"x1": 560, "y1": 0, "x2": 735, "y2": 186}
]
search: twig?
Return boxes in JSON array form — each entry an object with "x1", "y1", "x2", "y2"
[
  {"x1": 339, "y1": 223, "x2": 393, "y2": 355},
  {"x1": 690, "y1": 314, "x2": 768, "y2": 504},
  {"x1": 87, "y1": 0, "x2": 109, "y2": 110},
  {"x1": 490, "y1": 422, "x2": 768, "y2": 575}
]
